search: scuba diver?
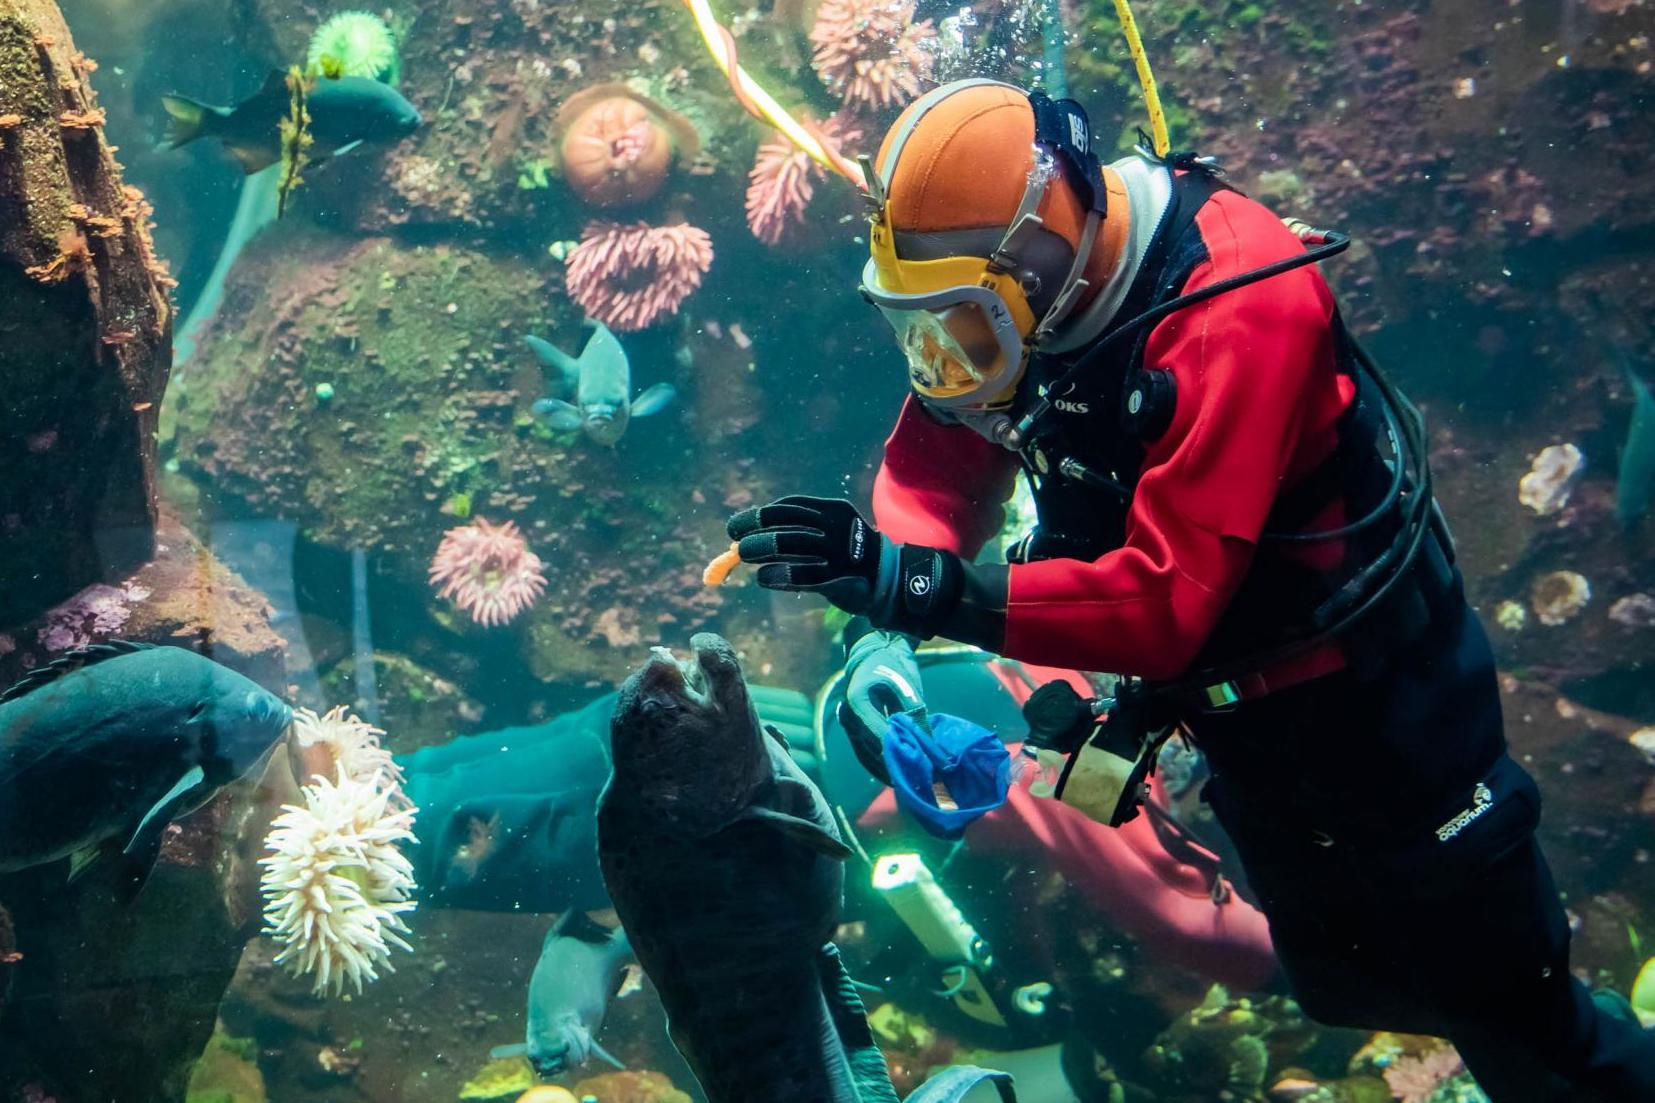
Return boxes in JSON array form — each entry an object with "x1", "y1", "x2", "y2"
[{"x1": 727, "y1": 80, "x2": 1655, "y2": 1100}]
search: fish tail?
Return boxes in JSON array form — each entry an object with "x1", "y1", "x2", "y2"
[{"x1": 159, "y1": 94, "x2": 219, "y2": 147}]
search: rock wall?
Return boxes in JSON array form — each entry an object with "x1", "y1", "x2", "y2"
[{"x1": 0, "y1": 0, "x2": 174, "y2": 625}]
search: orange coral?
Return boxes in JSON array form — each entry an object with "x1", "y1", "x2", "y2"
[
  {"x1": 57, "y1": 107, "x2": 105, "y2": 130},
  {"x1": 25, "y1": 226, "x2": 92, "y2": 284},
  {"x1": 0, "y1": 114, "x2": 21, "y2": 128},
  {"x1": 66, "y1": 203, "x2": 122, "y2": 238}
]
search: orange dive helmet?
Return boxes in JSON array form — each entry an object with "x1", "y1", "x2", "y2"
[{"x1": 860, "y1": 80, "x2": 1131, "y2": 410}]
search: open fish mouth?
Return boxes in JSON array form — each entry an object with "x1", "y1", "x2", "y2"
[{"x1": 641, "y1": 641, "x2": 717, "y2": 705}]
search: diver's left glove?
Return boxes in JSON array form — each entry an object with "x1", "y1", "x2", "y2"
[
  {"x1": 837, "y1": 617, "x2": 927, "y2": 785},
  {"x1": 727, "y1": 496, "x2": 963, "y2": 638}
]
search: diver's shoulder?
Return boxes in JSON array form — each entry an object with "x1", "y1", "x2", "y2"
[{"x1": 1191, "y1": 185, "x2": 1308, "y2": 268}]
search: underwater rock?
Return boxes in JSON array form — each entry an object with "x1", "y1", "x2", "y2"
[
  {"x1": 1518, "y1": 443, "x2": 1586, "y2": 516},
  {"x1": 0, "y1": 0, "x2": 176, "y2": 626},
  {"x1": 1142, "y1": 983, "x2": 1316, "y2": 1102},
  {"x1": 183, "y1": 1030, "x2": 268, "y2": 1103},
  {"x1": 1608, "y1": 592, "x2": 1655, "y2": 629},
  {"x1": 459, "y1": 1054, "x2": 535, "y2": 1101},
  {"x1": 1531, "y1": 569, "x2": 1592, "y2": 627},
  {"x1": 572, "y1": 1069, "x2": 692, "y2": 1103}
]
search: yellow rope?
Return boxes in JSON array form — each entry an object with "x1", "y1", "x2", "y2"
[
  {"x1": 681, "y1": 0, "x2": 866, "y2": 189},
  {"x1": 1111, "y1": 0, "x2": 1170, "y2": 156}
]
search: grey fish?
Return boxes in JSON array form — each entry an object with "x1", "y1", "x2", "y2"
[
  {"x1": 527, "y1": 321, "x2": 675, "y2": 447},
  {"x1": 490, "y1": 910, "x2": 633, "y2": 1076},
  {"x1": 162, "y1": 71, "x2": 421, "y2": 175},
  {"x1": 596, "y1": 634, "x2": 898, "y2": 1103},
  {"x1": 0, "y1": 642, "x2": 293, "y2": 897}
]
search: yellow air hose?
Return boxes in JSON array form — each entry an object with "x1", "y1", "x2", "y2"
[
  {"x1": 681, "y1": 0, "x2": 866, "y2": 189},
  {"x1": 1111, "y1": 0, "x2": 1170, "y2": 157}
]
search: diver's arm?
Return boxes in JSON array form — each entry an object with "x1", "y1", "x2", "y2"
[{"x1": 872, "y1": 395, "x2": 1020, "y2": 557}]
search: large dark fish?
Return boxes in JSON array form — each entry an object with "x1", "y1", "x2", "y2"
[
  {"x1": 0, "y1": 642, "x2": 293, "y2": 896},
  {"x1": 398, "y1": 695, "x2": 617, "y2": 914},
  {"x1": 161, "y1": 71, "x2": 421, "y2": 174},
  {"x1": 596, "y1": 634, "x2": 897, "y2": 1103},
  {"x1": 490, "y1": 910, "x2": 633, "y2": 1076}
]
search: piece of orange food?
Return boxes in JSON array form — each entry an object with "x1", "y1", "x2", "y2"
[{"x1": 703, "y1": 542, "x2": 743, "y2": 587}]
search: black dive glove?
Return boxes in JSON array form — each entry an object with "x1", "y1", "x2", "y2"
[{"x1": 726, "y1": 496, "x2": 963, "y2": 639}]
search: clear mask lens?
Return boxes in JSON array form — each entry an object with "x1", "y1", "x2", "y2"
[{"x1": 884, "y1": 302, "x2": 1007, "y2": 398}]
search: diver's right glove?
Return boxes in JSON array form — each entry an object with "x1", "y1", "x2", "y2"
[
  {"x1": 727, "y1": 496, "x2": 963, "y2": 639},
  {"x1": 837, "y1": 617, "x2": 926, "y2": 785}
]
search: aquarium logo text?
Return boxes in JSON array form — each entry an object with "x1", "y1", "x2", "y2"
[{"x1": 1435, "y1": 782, "x2": 1494, "y2": 842}]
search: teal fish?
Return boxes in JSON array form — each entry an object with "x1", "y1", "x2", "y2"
[
  {"x1": 161, "y1": 71, "x2": 421, "y2": 175},
  {"x1": 490, "y1": 910, "x2": 633, "y2": 1076},
  {"x1": 0, "y1": 643, "x2": 293, "y2": 897},
  {"x1": 527, "y1": 321, "x2": 676, "y2": 447},
  {"x1": 1617, "y1": 366, "x2": 1655, "y2": 529}
]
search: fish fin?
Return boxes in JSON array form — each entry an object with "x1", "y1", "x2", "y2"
[
  {"x1": 488, "y1": 1043, "x2": 529, "y2": 1060},
  {"x1": 548, "y1": 909, "x2": 616, "y2": 946},
  {"x1": 0, "y1": 640, "x2": 159, "y2": 704},
  {"x1": 110, "y1": 765, "x2": 205, "y2": 902},
  {"x1": 588, "y1": 1039, "x2": 626, "y2": 1070},
  {"x1": 128, "y1": 766, "x2": 207, "y2": 858},
  {"x1": 628, "y1": 383, "x2": 676, "y2": 419},
  {"x1": 525, "y1": 335, "x2": 582, "y2": 393},
  {"x1": 533, "y1": 399, "x2": 584, "y2": 432},
  {"x1": 737, "y1": 804, "x2": 853, "y2": 860},
  {"x1": 160, "y1": 94, "x2": 223, "y2": 148},
  {"x1": 224, "y1": 142, "x2": 280, "y2": 174},
  {"x1": 66, "y1": 839, "x2": 115, "y2": 883},
  {"x1": 329, "y1": 139, "x2": 365, "y2": 158},
  {"x1": 904, "y1": 1067, "x2": 1017, "y2": 1103}
]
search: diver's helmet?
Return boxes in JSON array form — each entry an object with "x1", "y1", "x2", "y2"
[{"x1": 860, "y1": 80, "x2": 1133, "y2": 411}]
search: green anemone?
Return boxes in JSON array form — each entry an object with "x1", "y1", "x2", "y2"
[{"x1": 306, "y1": 11, "x2": 399, "y2": 83}]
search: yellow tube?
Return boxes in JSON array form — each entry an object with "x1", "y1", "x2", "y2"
[
  {"x1": 681, "y1": 0, "x2": 866, "y2": 189},
  {"x1": 1111, "y1": 0, "x2": 1170, "y2": 156}
]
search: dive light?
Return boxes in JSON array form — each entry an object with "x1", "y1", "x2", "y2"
[{"x1": 872, "y1": 852, "x2": 1006, "y2": 1027}]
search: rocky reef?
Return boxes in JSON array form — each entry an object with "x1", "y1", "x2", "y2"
[{"x1": 0, "y1": 0, "x2": 175, "y2": 625}]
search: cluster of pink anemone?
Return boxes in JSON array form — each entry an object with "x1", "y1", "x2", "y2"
[
  {"x1": 563, "y1": 220, "x2": 714, "y2": 331},
  {"x1": 745, "y1": 113, "x2": 862, "y2": 247},
  {"x1": 428, "y1": 518, "x2": 547, "y2": 627},
  {"x1": 808, "y1": 0, "x2": 936, "y2": 113}
]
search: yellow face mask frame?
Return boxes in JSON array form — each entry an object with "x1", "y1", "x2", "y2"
[{"x1": 861, "y1": 234, "x2": 1040, "y2": 410}]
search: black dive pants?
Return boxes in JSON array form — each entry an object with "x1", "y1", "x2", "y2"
[{"x1": 1189, "y1": 587, "x2": 1655, "y2": 1102}]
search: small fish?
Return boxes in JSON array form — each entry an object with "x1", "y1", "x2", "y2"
[
  {"x1": 161, "y1": 70, "x2": 421, "y2": 174},
  {"x1": 490, "y1": 910, "x2": 633, "y2": 1076},
  {"x1": 527, "y1": 321, "x2": 675, "y2": 447},
  {"x1": 0, "y1": 642, "x2": 293, "y2": 897}
]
